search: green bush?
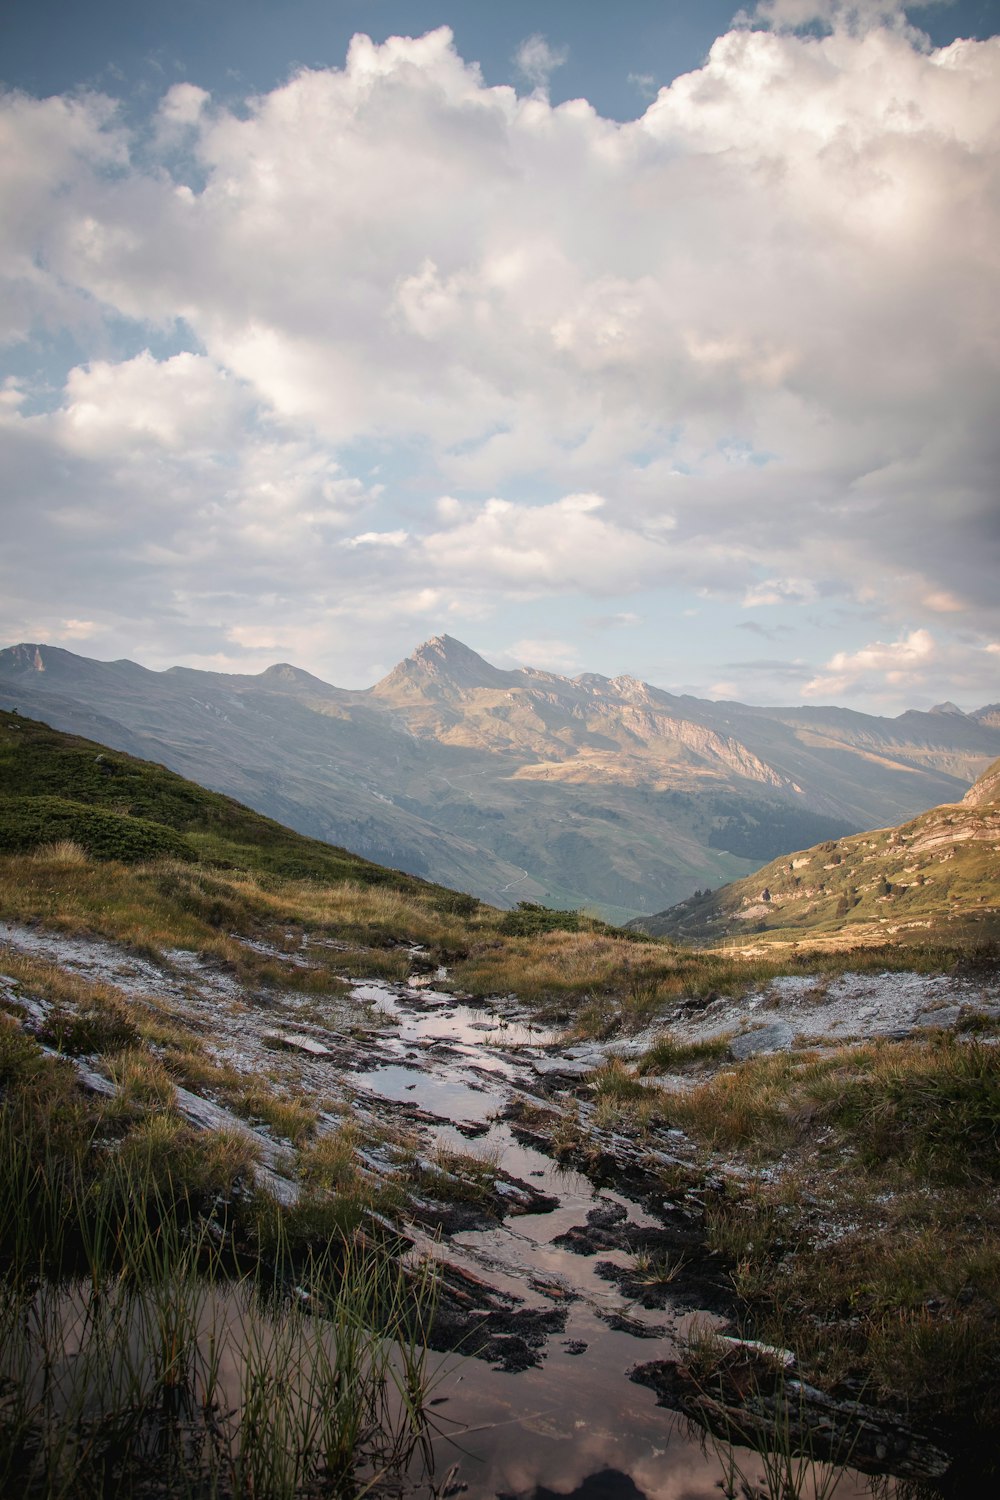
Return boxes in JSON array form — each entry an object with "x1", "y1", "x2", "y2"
[{"x1": 0, "y1": 795, "x2": 195, "y2": 863}]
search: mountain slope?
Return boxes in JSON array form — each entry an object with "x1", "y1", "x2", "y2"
[
  {"x1": 633, "y1": 756, "x2": 1000, "y2": 946},
  {"x1": 0, "y1": 707, "x2": 474, "y2": 904},
  {"x1": 1, "y1": 637, "x2": 997, "y2": 919}
]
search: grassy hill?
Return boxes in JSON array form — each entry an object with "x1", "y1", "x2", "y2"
[
  {"x1": 634, "y1": 756, "x2": 1000, "y2": 947},
  {"x1": 0, "y1": 708, "x2": 478, "y2": 905}
]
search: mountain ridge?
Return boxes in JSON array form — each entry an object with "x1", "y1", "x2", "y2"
[{"x1": 1, "y1": 637, "x2": 997, "y2": 919}]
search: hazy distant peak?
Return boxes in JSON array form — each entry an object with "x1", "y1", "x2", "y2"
[
  {"x1": 1, "y1": 643, "x2": 47, "y2": 672},
  {"x1": 929, "y1": 701, "x2": 967, "y2": 716},
  {"x1": 258, "y1": 662, "x2": 335, "y2": 690},
  {"x1": 1, "y1": 642, "x2": 88, "y2": 677}
]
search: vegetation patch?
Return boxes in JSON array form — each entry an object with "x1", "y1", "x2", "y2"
[
  {"x1": 0, "y1": 794, "x2": 195, "y2": 863},
  {"x1": 0, "y1": 1013, "x2": 438, "y2": 1497},
  {"x1": 636, "y1": 1032, "x2": 733, "y2": 1074}
]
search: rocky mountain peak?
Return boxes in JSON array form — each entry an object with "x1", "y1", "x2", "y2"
[
  {"x1": 0, "y1": 643, "x2": 80, "y2": 677},
  {"x1": 258, "y1": 663, "x2": 336, "y2": 692},
  {"x1": 372, "y1": 635, "x2": 517, "y2": 698}
]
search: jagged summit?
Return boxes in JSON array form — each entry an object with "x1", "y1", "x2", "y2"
[{"x1": 371, "y1": 635, "x2": 520, "y2": 699}]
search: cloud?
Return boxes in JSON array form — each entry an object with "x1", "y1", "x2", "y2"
[
  {"x1": 585, "y1": 612, "x2": 641, "y2": 630},
  {"x1": 0, "y1": 350, "x2": 381, "y2": 667},
  {"x1": 743, "y1": 577, "x2": 819, "y2": 608},
  {"x1": 514, "y1": 35, "x2": 569, "y2": 90},
  {"x1": 744, "y1": 0, "x2": 928, "y2": 34},
  {"x1": 343, "y1": 530, "x2": 410, "y2": 549},
  {"x1": 1, "y1": 16, "x2": 998, "y2": 695},
  {"x1": 501, "y1": 637, "x2": 580, "y2": 673},
  {"x1": 804, "y1": 628, "x2": 1000, "y2": 705},
  {"x1": 627, "y1": 73, "x2": 658, "y2": 101},
  {"x1": 420, "y1": 494, "x2": 672, "y2": 593}
]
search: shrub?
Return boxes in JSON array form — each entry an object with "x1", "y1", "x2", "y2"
[{"x1": 0, "y1": 795, "x2": 195, "y2": 863}]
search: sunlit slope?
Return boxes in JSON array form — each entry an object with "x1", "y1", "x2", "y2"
[{"x1": 633, "y1": 756, "x2": 1000, "y2": 947}]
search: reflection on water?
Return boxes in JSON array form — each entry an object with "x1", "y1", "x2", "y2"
[
  {"x1": 347, "y1": 981, "x2": 899, "y2": 1500},
  {"x1": 499, "y1": 1471, "x2": 650, "y2": 1500}
]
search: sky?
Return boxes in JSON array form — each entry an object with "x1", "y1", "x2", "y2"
[{"x1": 1, "y1": 0, "x2": 999, "y2": 714}]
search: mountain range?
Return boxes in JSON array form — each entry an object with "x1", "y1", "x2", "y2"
[
  {"x1": 633, "y1": 753, "x2": 1000, "y2": 947},
  {"x1": 1, "y1": 635, "x2": 998, "y2": 920}
]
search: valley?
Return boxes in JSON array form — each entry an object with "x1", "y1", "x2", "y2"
[
  {"x1": 1, "y1": 637, "x2": 998, "y2": 921},
  {"x1": 1, "y1": 710, "x2": 999, "y2": 1496}
]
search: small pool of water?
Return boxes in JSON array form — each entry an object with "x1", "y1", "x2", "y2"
[
  {"x1": 348, "y1": 978, "x2": 901, "y2": 1500},
  {"x1": 353, "y1": 1062, "x2": 501, "y2": 1123}
]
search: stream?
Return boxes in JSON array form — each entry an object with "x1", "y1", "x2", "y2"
[
  {"x1": 344, "y1": 977, "x2": 892, "y2": 1500},
  {"x1": 0, "y1": 919, "x2": 925, "y2": 1498}
]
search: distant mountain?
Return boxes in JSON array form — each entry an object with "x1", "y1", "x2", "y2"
[
  {"x1": 1, "y1": 635, "x2": 997, "y2": 919},
  {"x1": 632, "y1": 756, "x2": 1000, "y2": 946}
]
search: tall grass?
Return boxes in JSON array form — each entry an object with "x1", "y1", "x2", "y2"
[{"x1": 0, "y1": 1029, "x2": 441, "y2": 1498}]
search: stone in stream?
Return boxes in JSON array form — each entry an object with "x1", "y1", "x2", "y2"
[{"x1": 261, "y1": 1029, "x2": 331, "y2": 1056}]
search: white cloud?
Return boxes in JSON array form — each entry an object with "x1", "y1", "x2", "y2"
[
  {"x1": 343, "y1": 530, "x2": 410, "y2": 549},
  {"x1": 743, "y1": 577, "x2": 819, "y2": 608},
  {"x1": 0, "y1": 90, "x2": 126, "y2": 341},
  {"x1": 420, "y1": 494, "x2": 671, "y2": 593},
  {"x1": 805, "y1": 628, "x2": 937, "y2": 695},
  {"x1": 501, "y1": 637, "x2": 581, "y2": 673},
  {"x1": 803, "y1": 628, "x2": 1000, "y2": 706},
  {"x1": 1, "y1": 15, "x2": 998, "y2": 697},
  {"x1": 514, "y1": 35, "x2": 568, "y2": 91}
]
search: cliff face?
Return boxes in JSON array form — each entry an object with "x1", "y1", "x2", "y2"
[{"x1": 964, "y1": 757, "x2": 1000, "y2": 809}]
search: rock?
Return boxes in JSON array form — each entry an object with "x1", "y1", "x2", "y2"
[
  {"x1": 529, "y1": 1055, "x2": 593, "y2": 1078},
  {"x1": 715, "y1": 1335, "x2": 795, "y2": 1368},
  {"x1": 729, "y1": 1021, "x2": 795, "y2": 1059},
  {"x1": 261, "y1": 1029, "x2": 331, "y2": 1056}
]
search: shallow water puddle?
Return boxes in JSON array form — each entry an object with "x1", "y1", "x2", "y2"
[{"x1": 349, "y1": 978, "x2": 895, "y2": 1500}]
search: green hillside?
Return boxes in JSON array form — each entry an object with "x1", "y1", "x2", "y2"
[
  {"x1": 0, "y1": 709, "x2": 473, "y2": 906},
  {"x1": 634, "y1": 756, "x2": 1000, "y2": 947}
]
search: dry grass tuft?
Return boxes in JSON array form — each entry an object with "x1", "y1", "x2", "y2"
[{"x1": 30, "y1": 838, "x2": 89, "y2": 865}]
